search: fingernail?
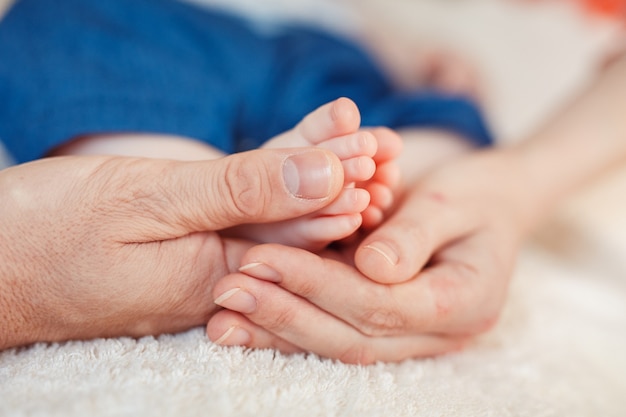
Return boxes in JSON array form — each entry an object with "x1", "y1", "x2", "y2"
[
  {"x1": 283, "y1": 151, "x2": 333, "y2": 199},
  {"x1": 214, "y1": 326, "x2": 251, "y2": 346},
  {"x1": 364, "y1": 241, "x2": 399, "y2": 266},
  {"x1": 239, "y1": 262, "x2": 281, "y2": 282},
  {"x1": 214, "y1": 288, "x2": 257, "y2": 314}
]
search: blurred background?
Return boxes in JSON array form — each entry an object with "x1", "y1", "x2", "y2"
[{"x1": 178, "y1": 0, "x2": 623, "y2": 140}]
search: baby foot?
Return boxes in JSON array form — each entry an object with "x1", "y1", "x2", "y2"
[
  {"x1": 227, "y1": 98, "x2": 382, "y2": 251},
  {"x1": 270, "y1": 101, "x2": 404, "y2": 232},
  {"x1": 357, "y1": 126, "x2": 403, "y2": 229}
]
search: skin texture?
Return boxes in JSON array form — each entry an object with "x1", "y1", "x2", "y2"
[{"x1": 0, "y1": 148, "x2": 346, "y2": 350}]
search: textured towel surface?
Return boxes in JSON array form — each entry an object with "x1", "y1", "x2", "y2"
[{"x1": 1, "y1": 0, "x2": 625, "y2": 416}]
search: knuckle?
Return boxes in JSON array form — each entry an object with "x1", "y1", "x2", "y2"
[
  {"x1": 263, "y1": 304, "x2": 298, "y2": 334},
  {"x1": 427, "y1": 261, "x2": 505, "y2": 335},
  {"x1": 220, "y1": 157, "x2": 270, "y2": 221},
  {"x1": 292, "y1": 279, "x2": 318, "y2": 300},
  {"x1": 357, "y1": 303, "x2": 406, "y2": 337},
  {"x1": 90, "y1": 158, "x2": 171, "y2": 219},
  {"x1": 429, "y1": 278, "x2": 457, "y2": 321},
  {"x1": 428, "y1": 262, "x2": 480, "y2": 321}
]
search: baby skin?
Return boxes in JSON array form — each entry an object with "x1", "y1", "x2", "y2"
[{"x1": 52, "y1": 98, "x2": 403, "y2": 251}]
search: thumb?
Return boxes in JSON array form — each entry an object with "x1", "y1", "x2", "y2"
[
  {"x1": 107, "y1": 148, "x2": 345, "y2": 240},
  {"x1": 354, "y1": 189, "x2": 479, "y2": 284}
]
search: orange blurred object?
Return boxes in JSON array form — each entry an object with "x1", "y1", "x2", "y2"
[{"x1": 582, "y1": 0, "x2": 626, "y2": 17}]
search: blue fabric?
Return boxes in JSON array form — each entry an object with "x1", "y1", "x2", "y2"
[{"x1": 0, "y1": 0, "x2": 493, "y2": 163}]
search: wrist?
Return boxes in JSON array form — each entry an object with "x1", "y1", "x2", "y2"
[
  {"x1": 472, "y1": 146, "x2": 556, "y2": 235},
  {"x1": 513, "y1": 53, "x2": 626, "y2": 215},
  {"x1": 507, "y1": 139, "x2": 583, "y2": 232}
]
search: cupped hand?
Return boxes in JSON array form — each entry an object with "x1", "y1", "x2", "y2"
[
  {"x1": 0, "y1": 147, "x2": 344, "y2": 349},
  {"x1": 206, "y1": 148, "x2": 538, "y2": 363}
]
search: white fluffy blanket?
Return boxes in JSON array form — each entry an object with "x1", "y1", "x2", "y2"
[{"x1": 1, "y1": 1, "x2": 625, "y2": 415}]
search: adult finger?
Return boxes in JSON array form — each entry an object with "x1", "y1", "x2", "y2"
[
  {"x1": 230, "y1": 241, "x2": 507, "y2": 337},
  {"x1": 209, "y1": 272, "x2": 467, "y2": 364},
  {"x1": 82, "y1": 149, "x2": 345, "y2": 242},
  {"x1": 207, "y1": 309, "x2": 304, "y2": 355},
  {"x1": 354, "y1": 187, "x2": 481, "y2": 284}
]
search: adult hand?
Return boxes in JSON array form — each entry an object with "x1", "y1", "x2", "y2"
[
  {"x1": 208, "y1": 53, "x2": 626, "y2": 363},
  {"x1": 206, "y1": 148, "x2": 538, "y2": 363},
  {"x1": 0, "y1": 148, "x2": 345, "y2": 350}
]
